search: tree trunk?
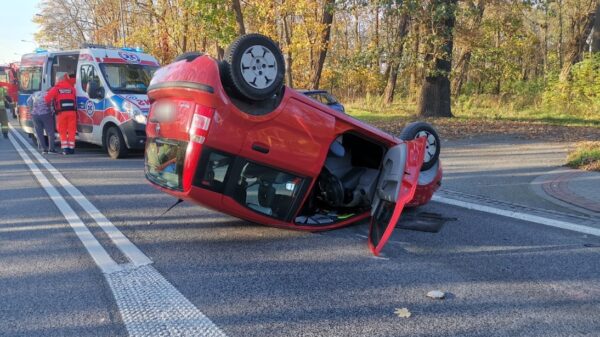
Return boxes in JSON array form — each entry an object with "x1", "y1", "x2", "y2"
[
  {"x1": 283, "y1": 15, "x2": 294, "y2": 87},
  {"x1": 231, "y1": 0, "x2": 246, "y2": 36},
  {"x1": 409, "y1": 22, "x2": 421, "y2": 98},
  {"x1": 560, "y1": 9, "x2": 596, "y2": 81},
  {"x1": 418, "y1": 0, "x2": 457, "y2": 118},
  {"x1": 452, "y1": 51, "x2": 471, "y2": 96},
  {"x1": 451, "y1": 0, "x2": 484, "y2": 96},
  {"x1": 310, "y1": 0, "x2": 335, "y2": 90},
  {"x1": 558, "y1": 0, "x2": 564, "y2": 68},
  {"x1": 383, "y1": 13, "x2": 410, "y2": 104},
  {"x1": 592, "y1": 4, "x2": 600, "y2": 52}
]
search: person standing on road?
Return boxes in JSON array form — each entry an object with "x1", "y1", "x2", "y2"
[
  {"x1": 45, "y1": 73, "x2": 77, "y2": 155},
  {"x1": 27, "y1": 90, "x2": 57, "y2": 154},
  {"x1": 0, "y1": 86, "x2": 9, "y2": 138}
]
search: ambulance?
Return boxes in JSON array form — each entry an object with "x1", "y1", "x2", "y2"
[{"x1": 18, "y1": 46, "x2": 160, "y2": 158}]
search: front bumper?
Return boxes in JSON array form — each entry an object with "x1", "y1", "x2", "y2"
[{"x1": 121, "y1": 119, "x2": 147, "y2": 150}]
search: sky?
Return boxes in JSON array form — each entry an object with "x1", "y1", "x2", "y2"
[{"x1": 0, "y1": 0, "x2": 40, "y2": 64}]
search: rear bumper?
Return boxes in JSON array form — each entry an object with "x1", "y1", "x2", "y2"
[{"x1": 121, "y1": 119, "x2": 147, "y2": 149}]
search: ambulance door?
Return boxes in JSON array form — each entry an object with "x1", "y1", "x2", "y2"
[{"x1": 77, "y1": 64, "x2": 105, "y2": 144}]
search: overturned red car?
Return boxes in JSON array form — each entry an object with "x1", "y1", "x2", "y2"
[{"x1": 144, "y1": 34, "x2": 442, "y2": 255}]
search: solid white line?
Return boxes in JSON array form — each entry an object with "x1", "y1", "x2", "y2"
[
  {"x1": 432, "y1": 195, "x2": 600, "y2": 237},
  {"x1": 8, "y1": 131, "x2": 122, "y2": 274},
  {"x1": 10, "y1": 125, "x2": 152, "y2": 267},
  {"x1": 10, "y1": 127, "x2": 228, "y2": 336}
]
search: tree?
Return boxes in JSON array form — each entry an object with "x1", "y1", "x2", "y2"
[
  {"x1": 231, "y1": 0, "x2": 246, "y2": 35},
  {"x1": 418, "y1": 0, "x2": 458, "y2": 117},
  {"x1": 382, "y1": 1, "x2": 411, "y2": 104},
  {"x1": 310, "y1": 0, "x2": 336, "y2": 89},
  {"x1": 559, "y1": 1, "x2": 596, "y2": 81}
]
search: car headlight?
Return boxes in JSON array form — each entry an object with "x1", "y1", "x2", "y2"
[{"x1": 123, "y1": 100, "x2": 147, "y2": 124}]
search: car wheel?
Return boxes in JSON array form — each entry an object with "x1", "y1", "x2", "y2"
[
  {"x1": 399, "y1": 122, "x2": 440, "y2": 171},
  {"x1": 223, "y1": 34, "x2": 285, "y2": 101},
  {"x1": 104, "y1": 126, "x2": 128, "y2": 159}
]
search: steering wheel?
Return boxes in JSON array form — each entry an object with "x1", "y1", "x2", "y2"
[{"x1": 317, "y1": 170, "x2": 344, "y2": 207}]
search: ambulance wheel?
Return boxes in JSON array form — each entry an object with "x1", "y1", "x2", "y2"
[
  {"x1": 223, "y1": 34, "x2": 285, "y2": 101},
  {"x1": 105, "y1": 126, "x2": 128, "y2": 159},
  {"x1": 399, "y1": 122, "x2": 440, "y2": 171}
]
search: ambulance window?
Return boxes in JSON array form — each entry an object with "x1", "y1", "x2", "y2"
[{"x1": 80, "y1": 65, "x2": 100, "y2": 95}]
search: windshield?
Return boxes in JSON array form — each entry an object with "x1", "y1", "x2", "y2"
[
  {"x1": 99, "y1": 63, "x2": 158, "y2": 94},
  {"x1": 19, "y1": 67, "x2": 43, "y2": 93}
]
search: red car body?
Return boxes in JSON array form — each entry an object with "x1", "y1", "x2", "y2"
[{"x1": 145, "y1": 54, "x2": 442, "y2": 255}]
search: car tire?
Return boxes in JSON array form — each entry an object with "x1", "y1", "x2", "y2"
[
  {"x1": 104, "y1": 126, "x2": 128, "y2": 159},
  {"x1": 223, "y1": 34, "x2": 285, "y2": 101},
  {"x1": 399, "y1": 122, "x2": 440, "y2": 171}
]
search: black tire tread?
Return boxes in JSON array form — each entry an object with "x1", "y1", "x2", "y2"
[
  {"x1": 399, "y1": 121, "x2": 440, "y2": 171},
  {"x1": 223, "y1": 34, "x2": 285, "y2": 101},
  {"x1": 105, "y1": 126, "x2": 128, "y2": 159}
]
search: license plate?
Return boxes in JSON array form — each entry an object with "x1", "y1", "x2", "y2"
[{"x1": 151, "y1": 102, "x2": 175, "y2": 122}]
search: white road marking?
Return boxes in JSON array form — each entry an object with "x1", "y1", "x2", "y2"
[
  {"x1": 9, "y1": 127, "x2": 228, "y2": 337},
  {"x1": 10, "y1": 125, "x2": 152, "y2": 267},
  {"x1": 432, "y1": 195, "x2": 600, "y2": 237},
  {"x1": 7, "y1": 132, "x2": 122, "y2": 274}
]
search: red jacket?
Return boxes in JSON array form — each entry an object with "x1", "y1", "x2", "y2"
[{"x1": 45, "y1": 75, "x2": 76, "y2": 113}]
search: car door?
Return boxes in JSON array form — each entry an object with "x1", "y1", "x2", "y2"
[
  {"x1": 368, "y1": 137, "x2": 426, "y2": 255},
  {"x1": 77, "y1": 63, "x2": 104, "y2": 142}
]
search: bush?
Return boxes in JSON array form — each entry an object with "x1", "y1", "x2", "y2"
[
  {"x1": 543, "y1": 54, "x2": 600, "y2": 118},
  {"x1": 566, "y1": 142, "x2": 600, "y2": 171}
]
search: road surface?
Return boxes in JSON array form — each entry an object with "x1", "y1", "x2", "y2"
[{"x1": 1, "y1": 125, "x2": 599, "y2": 337}]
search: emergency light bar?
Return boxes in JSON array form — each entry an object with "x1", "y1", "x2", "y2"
[{"x1": 121, "y1": 47, "x2": 144, "y2": 53}]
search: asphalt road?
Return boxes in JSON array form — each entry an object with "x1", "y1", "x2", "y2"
[{"x1": 1, "y1": 124, "x2": 599, "y2": 337}]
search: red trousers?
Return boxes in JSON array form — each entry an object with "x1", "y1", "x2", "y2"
[{"x1": 56, "y1": 111, "x2": 77, "y2": 149}]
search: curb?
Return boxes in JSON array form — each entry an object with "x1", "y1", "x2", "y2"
[{"x1": 532, "y1": 168, "x2": 600, "y2": 215}]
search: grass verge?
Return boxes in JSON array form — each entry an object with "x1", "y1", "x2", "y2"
[
  {"x1": 566, "y1": 142, "x2": 600, "y2": 172},
  {"x1": 345, "y1": 96, "x2": 600, "y2": 128}
]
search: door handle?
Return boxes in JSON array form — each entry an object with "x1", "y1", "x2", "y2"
[{"x1": 251, "y1": 143, "x2": 269, "y2": 154}]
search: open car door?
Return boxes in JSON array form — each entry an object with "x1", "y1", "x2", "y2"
[{"x1": 368, "y1": 137, "x2": 425, "y2": 255}]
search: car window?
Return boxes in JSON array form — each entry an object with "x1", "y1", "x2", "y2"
[
  {"x1": 18, "y1": 67, "x2": 42, "y2": 93},
  {"x1": 195, "y1": 151, "x2": 233, "y2": 192},
  {"x1": 232, "y1": 161, "x2": 304, "y2": 220},
  {"x1": 80, "y1": 65, "x2": 101, "y2": 95}
]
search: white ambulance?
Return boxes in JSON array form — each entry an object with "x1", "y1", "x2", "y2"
[{"x1": 18, "y1": 46, "x2": 160, "y2": 158}]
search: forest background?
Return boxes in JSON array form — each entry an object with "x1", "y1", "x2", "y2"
[{"x1": 33, "y1": 0, "x2": 600, "y2": 127}]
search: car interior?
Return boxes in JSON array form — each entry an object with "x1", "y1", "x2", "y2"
[
  {"x1": 51, "y1": 54, "x2": 79, "y2": 85},
  {"x1": 295, "y1": 133, "x2": 385, "y2": 225}
]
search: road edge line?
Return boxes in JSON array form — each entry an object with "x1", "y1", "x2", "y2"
[
  {"x1": 432, "y1": 195, "x2": 600, "y2": 237},
  {"x1": 8, "y1": 130, "x2": 122, "y2": 273},
  {"x1": 10, "y1": 125, "x2": 152, "y2": 267}
]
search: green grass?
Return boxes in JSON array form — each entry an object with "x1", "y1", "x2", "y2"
[
  {"x1": 345, "y1": 96, "x2": 600, "y2": 128},
  {"x1": 567, "y1": 142, "x2": 600, "y2": 172}
]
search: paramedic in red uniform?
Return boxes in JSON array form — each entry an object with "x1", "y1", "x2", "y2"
[{"x1": 45, "y1": 73, "x2": 77, "y2": 154}]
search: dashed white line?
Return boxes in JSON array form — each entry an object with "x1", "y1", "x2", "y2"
[{"x1": 432, "y1": 195, "x2": 600, "y2": 237}]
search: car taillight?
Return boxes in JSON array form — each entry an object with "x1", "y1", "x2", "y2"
[{"x1": 189, "y1": 105, "x2": 214, "y2": 144}]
